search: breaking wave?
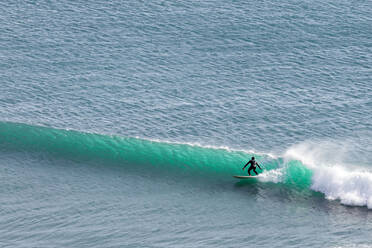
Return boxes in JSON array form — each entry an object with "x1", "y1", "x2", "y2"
[{"x1": 1, "y1": 122, "x2": 371, "y2": 208}]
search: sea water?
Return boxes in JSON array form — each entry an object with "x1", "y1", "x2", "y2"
[{"x1": 0, "y1": 0, "x2": 371, "y2": 247}]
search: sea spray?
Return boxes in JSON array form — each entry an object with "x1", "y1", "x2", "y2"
[{"x1": 285, "y1": 141, "x2": 372, "y2": 208}]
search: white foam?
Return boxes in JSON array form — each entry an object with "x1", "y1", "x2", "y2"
[
  {"x1": 285, "y1": 141, "x2": 372, "y2": 208},
  {"x1": 141, "y1": 137, "x2": 278, "y2": 158},
  {"x1": 258, "y1": 168, "x2": 285, "y2": 183}
]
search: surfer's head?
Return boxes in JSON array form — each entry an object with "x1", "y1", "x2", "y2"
[{"x1": 251, "y1": 157, "x2": 255, "y2": 160}]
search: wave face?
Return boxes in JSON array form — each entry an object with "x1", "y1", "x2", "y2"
[
  {"x1": 1, "y1": 122, "x2": 371, "y2": 208},
  {"x1": 0, "y1": 122, "x2": 277, "y2": 179}
]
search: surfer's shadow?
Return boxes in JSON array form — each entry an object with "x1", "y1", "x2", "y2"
[{"x1": 233, "y1": 180, "x2": 261, "y2": 196}]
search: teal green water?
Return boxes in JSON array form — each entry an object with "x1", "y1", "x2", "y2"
[
  {"x1": 1, "y1": 0, "x2": 372, "y2": 247},
  {"x1": 0, "y1": 122, "x2": 313, "y2": 187}
]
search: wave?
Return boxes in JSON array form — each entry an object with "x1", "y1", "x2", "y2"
[
  {"x1": 0, "y1": 122, "x2": 371, "y2": 208},
  {"x1": 0, "y1": 121, "x2": 268, "y2": 178}
]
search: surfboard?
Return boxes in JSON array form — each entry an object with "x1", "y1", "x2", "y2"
[{"x1": 233, "y1": 175, "x2": 258, "y2": 179}]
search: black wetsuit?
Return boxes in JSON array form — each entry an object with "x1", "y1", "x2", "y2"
[{"x1": 243, "y1": 159, "x2": 262, "y2": 175}]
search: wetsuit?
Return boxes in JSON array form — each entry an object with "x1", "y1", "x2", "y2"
[{"x1": 243, "y1": 159, "x2": 262, "y2": 175}]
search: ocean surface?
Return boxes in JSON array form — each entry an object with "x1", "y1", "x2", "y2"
[{"x1": 1, "y1": 0, "x2": 372, "y2": 247}]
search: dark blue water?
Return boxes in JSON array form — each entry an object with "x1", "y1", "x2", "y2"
[{"x1": 1, "y1": 0, "x2": 371, "y2": 247}]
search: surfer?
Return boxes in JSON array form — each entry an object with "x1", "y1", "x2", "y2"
[{"x1": 242, "y1": 157, "x2": 262, "y2": 176}]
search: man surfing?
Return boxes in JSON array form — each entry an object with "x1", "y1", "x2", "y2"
[{"x1": 242, "y1": 157, "x2": 262, "y2": 176}]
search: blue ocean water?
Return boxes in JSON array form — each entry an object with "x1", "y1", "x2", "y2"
[{"x1": 1, "y1": 0, "x2": 372, "y2": 247}]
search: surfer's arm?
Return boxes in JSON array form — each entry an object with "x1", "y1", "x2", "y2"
[
  {"x1": 257, "y1": 163, "x2": 262, "y2": 169},
  {"x1": 242, "y1": 161, "x2": 251, "y2": 170}
]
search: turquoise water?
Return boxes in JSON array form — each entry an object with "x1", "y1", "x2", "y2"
[{"x1": 1, "y1": 0, "x2": 372, "y2": 247}]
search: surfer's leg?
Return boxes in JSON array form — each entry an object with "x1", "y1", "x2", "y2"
[
  {"x1": 253, "y1": 168, "x2": 258, "y2": 175},
  {"x1": 247, "y1": 166, "x2": 252, "y2": 176}
]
